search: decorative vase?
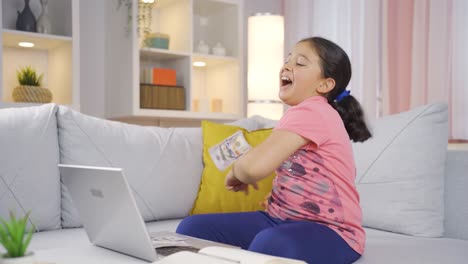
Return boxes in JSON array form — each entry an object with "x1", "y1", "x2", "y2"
[
  {"x1": 12, "y1": 85, "x2": 53, "y2": 103},
  {"x1": 211, "y1": 98, "x2": 223, "y2": 112},
  {"x1": 0, "y1": 252, "x2": 35, "y2": 264},
  {"x1": 197, "y1": 40, "x2": 210, "y2": 54},
  {"x1": 37, "y1": 0, "x2": 51, "y2": 34},
  {"x1": 16, "y1": 0, "x2": 37, "y2": 32},
  {"x1": 212, "y1": 42, "x2": 226, "y2": 56}
]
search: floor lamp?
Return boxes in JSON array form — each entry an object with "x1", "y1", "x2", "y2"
[{"x1": 247, "y1": 13, "x2": 284, "y2": 120}]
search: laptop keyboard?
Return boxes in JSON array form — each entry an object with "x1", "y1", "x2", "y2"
[{"x1": 156, "y1": 246, "x2": 200, "y2": 256}]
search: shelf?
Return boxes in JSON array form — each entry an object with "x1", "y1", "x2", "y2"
[
  {"x1": 140, "y1": 48, "x2": 190, "y2": 61},
  {"x1": 0, "y1": 102, "x2": 78, "y2": 111},
  {"x1": 105, "y1": 0, "x2": 243, "y2": 124},
  {"x1": 0, "y1": 102, "x2": 41, "y2": 108},
  {"x1": 194, "y1": 0, "x2": 237, "y2": 16},
  {"x1": 1, "y1": 0, "x2": 79, "y2": 108},
  {"x1": 2, "y1": 29, "x2": 72, "y2": 50},
  {"x1": 146, "y1": 0, "x2": 191, "y2": 53},
  {"x1": 134, "y1": 108, "x2": 240, "y2": 121},
  {"x1": 192, "y1": 53, "x2": 238, "y2": 67}
]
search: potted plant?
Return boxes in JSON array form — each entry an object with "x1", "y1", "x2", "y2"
[
  {"x1": 0, "y1": 212, "x2": 34, "y2": 264},
  {"x1": 12, "y1": 66, "x2": 52, "y2": 103}
]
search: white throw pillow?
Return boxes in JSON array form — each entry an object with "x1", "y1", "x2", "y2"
[
  {"x1": 353, "y1": 102, "x2": 448, "y2": 237},
  {"x1": 0, "y1": 104, "x2": 61, "y2": 231},
  {"x1": 57, "y1": 106, "x2": 204, "y2": 228}
]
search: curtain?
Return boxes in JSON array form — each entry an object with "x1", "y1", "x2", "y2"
[
  {"x1": 284, "y1": 0, "x2": 468, "y2": 140},
  {"x1": 384, "y1": 0, "x2": 468, "y2": 140},
  {"x1": 284, "y1": 0, "x2": 381, "y2": 120}
]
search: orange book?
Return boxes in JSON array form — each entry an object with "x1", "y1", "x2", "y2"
[{"x1": 152, "y1": 68, "x2": 176, "y2": 86}]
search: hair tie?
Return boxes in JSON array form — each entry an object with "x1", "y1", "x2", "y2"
[{"x1": 335, "y1": 90, "x2": 350, "y2": 102}]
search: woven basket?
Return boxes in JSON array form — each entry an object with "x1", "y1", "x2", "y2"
[{"x1": 12, "y1": 85, "x2": 53, "y2": 103}]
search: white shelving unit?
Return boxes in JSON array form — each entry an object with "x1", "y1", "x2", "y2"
[
  {"x1": 106, "y1": 0, "x2": 244, "y2": 125},
  {"x1": 0, "y1": 0, "x2": 79, "y2": 109}
]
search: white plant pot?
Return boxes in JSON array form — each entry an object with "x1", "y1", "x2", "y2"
[{"x1": 0, "y1": 252, "x2": 35, "y2": 264}]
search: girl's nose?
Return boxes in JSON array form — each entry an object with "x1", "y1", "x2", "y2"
[{"x1": 282, "y1": 63, "x2": 291, "y2": 72}]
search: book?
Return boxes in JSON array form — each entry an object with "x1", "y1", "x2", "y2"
[
  {"x1": 140, "y1": 68, "x2": 177, "y2": 86},
  {"x1": 156, "y1": 246, "x2": 307, "y2": 264},
  {"x1": 153, "y1": 68, "x2": 177, "y2": 86}
]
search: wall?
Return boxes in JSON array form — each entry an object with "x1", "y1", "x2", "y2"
[{"x1": 79, "y1": 0, "x2": 106, "y2": 118}]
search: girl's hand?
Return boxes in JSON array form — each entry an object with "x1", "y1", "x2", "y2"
[{"x1": 225, "y1": 168, "x2": 258, "y2": 195}]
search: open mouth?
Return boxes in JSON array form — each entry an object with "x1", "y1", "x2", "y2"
[{"x1": 281, "y1": 76, "x2": 293, "y2": 87}]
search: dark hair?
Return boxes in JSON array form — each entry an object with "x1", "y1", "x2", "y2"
[{"x1": 299, "y1": 37, "x2": 372, "y2": 142}]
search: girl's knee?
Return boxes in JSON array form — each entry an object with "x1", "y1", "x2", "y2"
[
  {"x1": 176, "y1": 215, "x2": 204, "y2": 236},
  {"x1": 249, "y1": 228, "x2": 298, "y2": 255}
]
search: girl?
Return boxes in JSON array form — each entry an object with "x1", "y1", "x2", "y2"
[{"x1": 176, "y1": 37, "x2": 372, "y2": 264}]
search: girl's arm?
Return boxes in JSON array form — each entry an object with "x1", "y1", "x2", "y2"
[{"x1": 231, "y1": 130, "x2": 310, "y2": 184}]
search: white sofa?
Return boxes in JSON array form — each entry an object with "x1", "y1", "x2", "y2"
[{"x1": 1, "y1": 103, "x2": 467, "y2": 263}]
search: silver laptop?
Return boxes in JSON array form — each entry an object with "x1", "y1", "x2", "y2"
[{"x1": 59, "y1": 164, "x2": 236, "y2": 262}]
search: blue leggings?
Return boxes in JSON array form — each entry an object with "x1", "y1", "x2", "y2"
[{"x1": 176, "y1": 211, "x2": 361, "y2": 264}]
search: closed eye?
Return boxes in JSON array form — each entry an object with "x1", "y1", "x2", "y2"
[{"x1": 296, "y1": 63, "x2": 305, "y2": 66}]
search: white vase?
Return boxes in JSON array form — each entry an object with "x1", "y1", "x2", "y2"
[
  {"x1": 0, "y1": 252, "x2": 35, "y2": 264},
  {"x1": 212, "y1": 42, "x2": 226, "y2": 56},
  {"x1": 36, "y1": 0, "x2": 51, "y2": 34},
  {"x1": 197, "y1": 40, "x2": 209, "y2": 54}
]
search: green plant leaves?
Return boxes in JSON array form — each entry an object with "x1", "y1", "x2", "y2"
[
  {"x1": 0, "y1": 222, "x2": 16, "y2": 257},
  {"x1": 16, "y1": 66, "x2": 43, "y2": 86},
  {"x1": 21, "y1": 228, "x2": 33, "y2": 256},
  {"x1": 0, "y1": 211, "x2": 34, "y2": 258}
]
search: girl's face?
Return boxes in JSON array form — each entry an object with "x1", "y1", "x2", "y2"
[{"x1": 279, "y1": 41, "x2": 327, "y2": 106}]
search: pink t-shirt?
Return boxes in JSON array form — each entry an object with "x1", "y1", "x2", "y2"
[{"x1": 266, "y1": 96, "x2": 365, "y2": 254}]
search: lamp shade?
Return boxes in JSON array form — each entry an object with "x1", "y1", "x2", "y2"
[{"x1": 247, "y1": 14, "x2": 284, "y2": 119}]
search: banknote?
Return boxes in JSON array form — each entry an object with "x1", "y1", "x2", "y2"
[{"x1": 209, "y1": 130, "x2": 252, "y2": 171}]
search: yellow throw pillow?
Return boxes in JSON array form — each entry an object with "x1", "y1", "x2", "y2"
[{"x1": 190, "y1": 121, "x2": 275, "y2": 215}]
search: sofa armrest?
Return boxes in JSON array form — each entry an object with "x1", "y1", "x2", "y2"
[{"x1": 444, "y1": 149, "x2": 468, "y2": 240}]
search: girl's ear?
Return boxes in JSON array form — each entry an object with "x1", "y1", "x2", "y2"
[{"x1": 317, "y1": 78, "x2": 335, "y2": 94}]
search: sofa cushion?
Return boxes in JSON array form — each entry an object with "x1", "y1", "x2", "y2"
[
  {"x1": 57, "y1": 106, "x2": 204, "y2": 227},
  {"x1": 0, "y1": 104, "x2": 61, "y2": 231},
  {"x1": 353, "y1": 103, "x2": 448, "y2": 237},
  {"x1": 190, "y1": 121, "x2": 275, "y2": 215},
  {"x1": 355, "y1": 228, "x2": 468, "y2": 264},
  {"x1": 444, "y1": 149, "x2": 468, "y2": 240}
]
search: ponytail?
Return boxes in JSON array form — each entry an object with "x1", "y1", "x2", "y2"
[
  {"x1": 328, "y1": 95, "x2": 372, "y2": 142},
  {"x1": 300, "y1": 36, "x2": 372, "y2": 142}
]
